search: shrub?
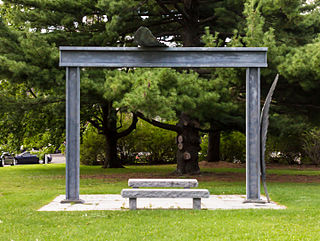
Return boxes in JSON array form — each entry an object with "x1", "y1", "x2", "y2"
[
  {"x1": 32, "y1": 145, "x2": 56, "y2": 161},
  {"x1": 80, "y1": 125, "x2": 106, "y2": 165},
  {"x1": 220, "y1": 131, "x2": 246, "y2": 163},
  {"x1": 199, "y1": 134, "x2": 208, "y2": 162},
  {"x1": 302, "y1": 128, "x2": 320, "y2": 165},
  {"x1": 118, "y1": 119, "x2": 177, "y2": 164},
  {"x1": 266, "y1": 114, "x2": 309, "y2": 164},
  {"x1": 199, "y1": 131, "x2": 245, "y2": 163}
]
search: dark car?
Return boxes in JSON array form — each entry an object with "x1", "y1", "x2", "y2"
[
  {"x1": 0, "y1": 152, "x2": 15, "y2": 166},
  {"x1": 14, "y1": 151, "x2": 40, "y2": 164}
]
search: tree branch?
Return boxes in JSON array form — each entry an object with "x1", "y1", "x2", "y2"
[
  {"x1": 136, "y1": 111, "x2": 181, "y2": 132},
  {"x1": 28, "y1": 88, "x2": 37, "y2": 98},
  {"x1": 174, "y1": 3, "x2": 191, "y2": 20},
  {"x1": 155, "y1": 0, "x2": 184, "y2": 25},
  {"x1": 117, "y1": 112, "x2": 123, "y2": 130},
  {"x1": 88, "y1": 119, "x2": 103, "y2": 131},
  {"x1": 199, "y1": 15, "x2": 217, "y2": 24},
  {"x1": 117, "y1": 113, "x2": 138, "y2": 138}
]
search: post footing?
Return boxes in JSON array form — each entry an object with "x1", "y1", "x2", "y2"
[
  {"x1": 60, "y1": 199, "x2": 85, "y2": 204},
  {"x1": 243, "y1": 199, "x2": 266, "y2": 204}
]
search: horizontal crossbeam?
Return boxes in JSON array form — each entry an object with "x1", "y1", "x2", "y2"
[{"x1": 60, "y1": 47, "x2": 267, "y2": 68}]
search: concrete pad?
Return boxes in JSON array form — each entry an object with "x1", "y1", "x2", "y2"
[{"x1": 38, "y1": 195, "x2": 286, "y2": 211}]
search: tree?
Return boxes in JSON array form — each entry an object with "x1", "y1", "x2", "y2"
[
  {"x1": 244, "y1": 0, "x2": 320, "y2": 163},
  {"x1": 80, "y1": 70, "x2": 139, "y2": 167},
  {"x1": 278, "y1": 36, "x2": 320, "y2": 123},
  {"x1": 1, "y1": 0, "x2": 319, "y2": 170},
  {"x1": 201, "y1": 0, "x2": 320, "y2": 163},
  {"x1": 120, "y1": 1, "x2": 247, "y2": 168},
  {"x1": 0, "y1": 1, "x2": 143, "y2": 167},
  {"x1": 0, "y1": 17, "x2": 65, "y2": 152},
  {"x1": 0, "y1": 0, "x2": 247, "y2": 171},
  {"x1": 120, "y1": 68, "x2": 240, "y2": 173}
]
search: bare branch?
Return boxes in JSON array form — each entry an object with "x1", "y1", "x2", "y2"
[
  {"x1": 199, "y1": 15, "x2": 217, "y2": 24},
  {"x1": 136, "y1": 111, "x2": 181, "y2": 132},
  {"x1": 28, "y1": 88, "x2": 37, "y2": 98},
  {"x1": 174, "y1": 3, "x2": 191, "y2": 20},
  {"x1": 88, "y1": 119, "x2": 103, "y2": 131},
  {"x1": 117, "y1": 114, "x2": 138, "y2": 138},
  {"x1": 155, "y1": 0, "x2": 184, "y2": 25}
]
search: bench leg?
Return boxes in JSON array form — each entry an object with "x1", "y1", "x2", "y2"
[
  {"x1": 193, "y1": 198, "x2": 201, "y2": 210},
  {"x1": 129, "y1": 198, "x2": 137, "y2": 210}
]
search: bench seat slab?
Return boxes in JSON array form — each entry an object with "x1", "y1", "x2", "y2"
[
  {"x1": 121, "y1": 189, "x2": 210, "y2": 198},
  {"x1": 128, "y1": 179, "x2": 198, "y2": 188}
]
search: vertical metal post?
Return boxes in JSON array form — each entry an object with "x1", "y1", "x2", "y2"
[
  {"x1": 245, "y1": 67, "x2": 261, "y2": 202},
  {"x1": 61, "y1": 67, "x2": 83, "y2": 203}
]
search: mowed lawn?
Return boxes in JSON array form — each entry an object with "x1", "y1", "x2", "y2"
[{"x1": 1, "y1": 164, "x2": 320, "y2": 241}]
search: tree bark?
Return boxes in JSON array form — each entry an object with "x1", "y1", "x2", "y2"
[
  {"x1": 174, "y1": 1, "x2": 201, "y2": 174},
  {"x1": 207, "y1": 123, "x2": 220, "y2": 162},
  {"x1": 181, "y1": 0, "x2": 200, "y2": 47},
  {"x1": 136, "y1": 112, "x2": 200, "y2": 174},
  {"x1": 175, "y1": 113, "x2": 201, "y2": 174},
  {"x1": 104, "y1": 133, "x2": 123, "y2": 168}
]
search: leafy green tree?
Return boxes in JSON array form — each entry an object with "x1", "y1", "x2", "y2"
[
  {"x1": 0, "y1": 14, "x2": 65, "y2": 152},
  {"x1": 0, "y1": 1, "x2": 142, "y2": 167},
  {"x1": 257, "y1": 0, "x2": 320, "y2": 163},
  {"x1": 120, "y1": 68, "x2": 241, "y2": 173},
  {"x1": 201, "y1": 0, "x2": 320, "y2": 164},
  {"x1": 1, "y1": 0, "x2": 319, "y2": 170},
  {"x1": 278, "y1": 36, "x2": 320, "y2": 124},
  {"x1": 80, "y1": 124, "x2": 106, "y2": 165}
]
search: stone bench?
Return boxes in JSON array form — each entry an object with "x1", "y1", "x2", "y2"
[
  {"x1": 128, "y1": 178, "x2": 198, "y2": 188},
  {"x1": 122, "y1": 179, "x2": 209, "y2": 210}
]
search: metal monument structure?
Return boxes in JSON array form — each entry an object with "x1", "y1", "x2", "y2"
[{"x1": 59, "y1": 46, "x2": 268, "y2": 203}]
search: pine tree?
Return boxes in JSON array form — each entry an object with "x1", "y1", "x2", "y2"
[{"x1": 0, "y1": 1, "x2": 142, "y2": 167}]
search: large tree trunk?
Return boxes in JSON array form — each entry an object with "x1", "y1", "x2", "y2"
[
  {"x1": 207, "y1": 123, "x2": 220, "y2": 162},
  {"x1": 182, "y1": 0, "x2": 200, "y2": 47},
  {"x1": 175, "y1": 113, "x2": 201, "y2": 174},
  {"x1": 174, "y1": 1, "x2": 201, "y2": 175},
  {"x1": 103, "y1": 133, "x2": 123, "y2": 168},
  {"x1": 101, "y1": 104, "x2": 123, "y2": 168}
]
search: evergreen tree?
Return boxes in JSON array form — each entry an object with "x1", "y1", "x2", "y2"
[
  {"x1": 0, "y1": 1, "x2": 142, "y2": 167},
  {"x1": 1, "y1": 0, "x2": 319, "y2": 170},
  {"x1": 120, "y1": 68, "x2": 241, "y2": 173}
]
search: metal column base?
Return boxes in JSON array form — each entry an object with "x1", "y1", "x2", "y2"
[
  {"x1": 61, "y1": 199, "x2": 85, "y2": 204},
  {"x1": 243, "y1": 199, "x2": 266, "y2": 204}
]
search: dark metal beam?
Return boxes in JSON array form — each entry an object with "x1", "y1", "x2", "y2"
[{"x1": 60, "y1": 47, "x2": 267, "y2": 68}]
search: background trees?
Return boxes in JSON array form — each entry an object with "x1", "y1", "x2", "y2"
[
  {"x1": 0, "y1": 0, "x2": 141, "y2": 167},
  {"x1": 0, "y1": 0, "x2": 319, "y2": 169}
]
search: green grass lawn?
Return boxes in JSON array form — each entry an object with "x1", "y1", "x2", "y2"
[{"x1": 1, "y1": 164, "x2": 320, "y2": 240}]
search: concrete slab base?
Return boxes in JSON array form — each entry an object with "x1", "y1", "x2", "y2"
[{"x1": 38, "y1": 195, "x2": 286, "y2": 211}]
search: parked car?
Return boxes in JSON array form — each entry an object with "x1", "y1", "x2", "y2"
[
  {"x1": 0, "y1": 152, "x2": 15, "y2": 166},
  {"x1": 14, "y1": 151, "x2": 39, "y2": 164}
]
